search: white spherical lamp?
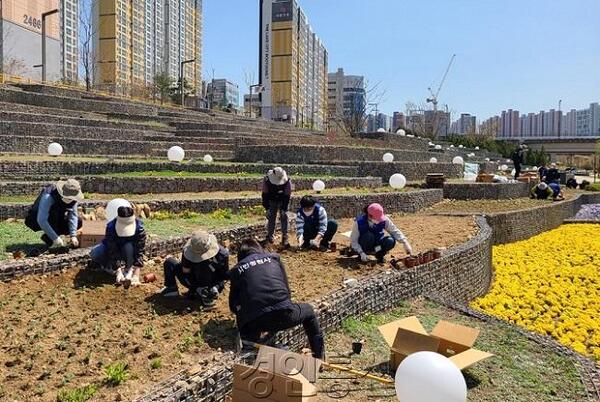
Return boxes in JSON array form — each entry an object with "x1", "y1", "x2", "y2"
[
  {"x1": 475, "y1": 146, "x2": 480, "y2": 150},
  {"x1": 389, "y1": 173, "x2": 407, "y2": 190},
  {"x1": 48, "y1": 142, "x2": 63, "y2": 157},
  {"x1": 452, "y1": 156, "x2": 464, "y2": 165},
  {"x1": 533, "y1": 166, "x2": 538, "y2": 171},
  {"x1": 396, "y1": 129, "x2": 406, "y2": 136},
  {"x1": 450, "y1": 145, "x2": 455, "y2": 148},
  {"x1": 377, "y1": 128, "x2": 386, "y2": 133},
  {"x1": 485, "y1": 158, "x2": 490, "y2": 162},
  {"x1": 458, "y1": 145, "x2": 464, "y2": 149},
  {"x1": 106, "y1": 199, "x2": 132, "y2": 222},
  {"x1": 383, "y1": 153, "x2": 395, "y2": 163},
  {"x1": 429, "y1": 157, "x2": 438, "y2": 163},
  {"x1": 394, "y1": 352, "x2": 467, "y2": 402},
  {"x1": 500, "y1": 164, "x2": 508, "y2": 171},
  {"x1": 203, "y1": 154, "x2": 214, "y2": 163},
  {"x1": 435, "y1": 145, "x2": 442, "y2": 150},
  {"x1": 312, "y1": 180, "x2": 325, "y2": 193},
  {"x1": 167, "y1": 146, "x2": 185, "y2": 162}
]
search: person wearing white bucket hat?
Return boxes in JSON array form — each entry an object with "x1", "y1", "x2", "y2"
[
  {"x1": 262, "y1": 167, "x2": 292, "y2": 248},
  {"x1": 90, "y1": 206, "x2": 147, "y2": 289},
  {"x1": 25, "y1": 179, "x2": 84, "y2": 250},
  {"x1": 158, "y1": 229, "x2": 230, "y2": 310},
  {"x1": 530, "y1": 182, "x2": 553, "y2": 200}
]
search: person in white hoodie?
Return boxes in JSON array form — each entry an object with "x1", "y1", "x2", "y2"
[{"x1": 350, "y1": 203, "x2": 413, "y2": 264}]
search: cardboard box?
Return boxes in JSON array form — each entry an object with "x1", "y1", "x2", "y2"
[
  {"x1": 78, "y1": 220, "x2": 107, "y2": 248},
  {"x1": 378, "y1": 316, "x2": 493, "y2": 371},
  {"x1": 476, "y1": 173, "x2": 494, "y2": 183},
  {"x1": 232, "y1": 346, "x2": 320, "y2": 402}
]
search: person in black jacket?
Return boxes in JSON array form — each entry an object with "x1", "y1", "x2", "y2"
[
  {"x1": 262, "y1": 167, "x2": 292, "y2": 247},
  {"x1": 228, "y1": 239, "x2": 325, "y2": 359},
  {"x1": 159, "y1": 229, "x2": 229, "y2": 310},
  {"x1": 544, "y1": 163, "x2": 561, "y2": 184},
  {"x1": 90, "y1": 206, "x2": 146, "y2": 289},
  {"x1": 511, "y1": 145, "x2": 526, "y2": 179}
]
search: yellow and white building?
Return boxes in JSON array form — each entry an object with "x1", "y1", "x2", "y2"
[
  {"x1": 94, "y1": 0, "x2": 202, "y2": 96},
  {"x1": 259, "y1": 0, "x2": 328, "y2": 130}
]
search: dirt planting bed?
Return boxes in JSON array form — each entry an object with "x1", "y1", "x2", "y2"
[{"x1": 0, "y1": 214, "x2": 476, "y2": 402}]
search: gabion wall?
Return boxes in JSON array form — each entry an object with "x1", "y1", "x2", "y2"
[{"x1": 442, "y1": 181, "x2": 532, "y2": 200}]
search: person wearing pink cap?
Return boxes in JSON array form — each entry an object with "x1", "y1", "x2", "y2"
[{"x1": 350, "y1": 203, "x2": 413, "y2": 264}]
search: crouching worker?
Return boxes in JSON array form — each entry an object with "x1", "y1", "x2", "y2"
[
  {"x1": 262, "y1": 167, "x2": 292, "y2": 247},
  {"x1": 159, "y1": 230, "x2": 229, "y2": 310},
  {"x1": 25, "y1": 179, "x2": 84, "y2": 249},
  {"x1": 351, "y1": 203, "x2": 413, "y2": 264},
  {"x1": 90, "y1": 206, "x2": 146, "y2": 288},
  {"x1": 229, "y1": 239, "x2": 325, "y2": 359},
  {"x1": 531, "y1": 182, "x2": 553, "y2": 200},
  {"x1": 296, "y1": 195, "x2": 338, "y2": 251}
]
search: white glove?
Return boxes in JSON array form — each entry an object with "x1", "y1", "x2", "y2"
[
  {"x1": 297, "y1": 236, "x2": 304, "y2": 246},
  {"x1": 403, "y1": 241, "x2": 413, "y2": 255},
  {"x1": 360, "y1": 252, "x2": 369, "y2": 262},
  {"x1": 52, "y1": 237, "x2": 65, "y2": 248},
  {"x1": 70, "y1": 237, "x2": 79, "y2": 248},
  {"x1": 309, "y1": 239, "x2": 319, "y2": 247}
]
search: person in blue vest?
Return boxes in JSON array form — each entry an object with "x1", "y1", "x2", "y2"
[
  {"x1": 296, "y1": 195, "x2": 338, "y2": 251},
  {"x1": 229, "y1": 239, "x2": 325, "y2": 359},
  {"x1": 350, "y1": 203, "x2": 413, "y2": 264},
  {"x1": 25, "y1": 179, "x2": 84, "y2": 249},
  {"x1": 90, "y1": 206, "x2": 146, "y2": 289},
  {"x1": 262, "y1": 167, "x2": 292, "y2": 248}
]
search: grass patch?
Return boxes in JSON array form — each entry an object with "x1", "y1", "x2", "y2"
[
  {"x1": 98, "y1": 170, "x2": 340, "y2": 179},
  {"x1": 328, "y1": 298, "x2": 587, "y2": 402},
  {"x1": 0, "y1": 221, "x2": 45, "y2": 260},
  {"x1": 150, "y1": 358, "x2": 162, "y2": 370},
  {"x1": 103, "y1": 362, "x2": 129, "y2": 387},
  {"x1": 585, "y1": 182, "x2": 600, "y2": 192},
  {"x1": 56, "y1": 384, "x2": 97, "y2": 402}
]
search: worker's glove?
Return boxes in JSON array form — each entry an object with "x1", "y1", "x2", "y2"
[
  {"x1": 297, "y1": 236, "x2": 304, "y2": 246},
  {"x1": 52, "y1": 237, "x2": 65, "y2": 248},
  {"x1": 402, "y1": 240, "x2": 413, "y2": 255},
  {"x1": 360, "y1": 252, "x2": 369, "y2": 262},
  {"x1": 70, "y1": 237, "x2": 79, "y2": 248},
  {"x1": 309, "y1": 239, "x2": 319, "y2": 248}
]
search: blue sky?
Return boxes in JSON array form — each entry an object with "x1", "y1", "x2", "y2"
[{"x1": 204, "y1": 0, "x2": 600, "y2": 120}]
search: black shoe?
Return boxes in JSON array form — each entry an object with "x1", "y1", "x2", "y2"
[
  {"x1": 376, "y1": 254, "x2": 386, "y2": 264},
  {"x1": 41, "y1": 234, "x2": 53, "y2": 247},
  {"x1": 199, "y1": 287, "x2": 218, "y2": 310},
  {"x1": 318, "y1": 244, "x2": 329, "y2": 252}
]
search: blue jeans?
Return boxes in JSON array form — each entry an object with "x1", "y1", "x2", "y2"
[
  {"x1": 90, "y1": 242, "x2": 135, "y2": 270},
  {"x1": 549, "y1": 183, "x2": 561, "y2": 198},
  {"x1": 358, "y1": 232, "x2": 396, "y2": 259},
  {"x1": 301, "y1": 219, "x2": 338, "y2": 248}
]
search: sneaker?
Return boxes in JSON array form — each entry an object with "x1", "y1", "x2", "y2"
[
  {"x1": 159, "y1": 286, "x2": 180, "y2": 298},
  {"x1": 115, "y1": 269, "x2": 125, "y2": 286},
  {"x1": 318, "y1": 244, "x2": 329, "y2": 252},
  {"x1": 131, "y1": 275, "x2": 141, "y2": 287},
  {"x1": 376, "y1": 255, "x2": 386, "y2": 264},
  {"x1": 122, "y1": 269, "x2": 133, "y2": 289},
  {"x1": 198, "y1": 287, "x2": 218, "y2": 310}
]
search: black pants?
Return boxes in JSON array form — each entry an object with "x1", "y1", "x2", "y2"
[
  {"x1": 163, "y1": 257, "x2": 224, "y2": 292},
  {"x1": 302, "y1": 219, "x2": 338, "y2": 248},
  {"x1": 514, "y1": 163, "x2": 522, "y2": 179},
  {"x1": 239, "y1": 303, "x2": 325, "y2": 359}
]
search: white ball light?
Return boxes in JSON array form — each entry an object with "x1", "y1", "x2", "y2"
[
  {"x1": 458, "y1": 145, "x2": 464, "y2": 149},
  {"x1": 383, "y1": 153, "x2": 395, "y2": 163},
  {"x1": 475, "y1": 146, "x2": 480, "y2": 150},
  {"x1": 395, "y1": 352, "x2": 467, "y2": 402},
  {"x1": 452, "y1": 156, "x2": 464, "y2": 165},
  {"x1": 312, "y1": 180, "x2": 325, "y2": 192},
  {"x1": 389, "y1": 173, "x2": 407, "y2": 189},
  {"x1": 377, "y1": 128, "x2": 386, "y2": 133},
  {"x1": 500, "y1": 164, "x2": 508, "y2": 170},
  {"x1": 167, "y1": 146, "x2": 185, "y2": 162},
  {"x1": 106, "y1": 198, "x2": 132, "y2": 222},
  {"x1": 506, "y1": 159, "x2": 511, "y2": 163},
  {"x1": 435, "y1": 145, "x2": 442, "y2": 150},
  {"x1": 533, "y1": 166, "x2": 538, "y2": 171},
  {"x1": 48, "y1": 142, "x2": 63, "y2": 157},
  {"x1": 429, "y1": 157, "x2": 438, "y2": 163},
  {"x1": 428, "y1": 142, "x2": 434, "y2": 147},
  {"x1": 450, "y1": 145, "x2": 455, "y2": 148},
  {"x1": 396, "y1": 129, "x2": 406, "y2": 136},
  {"x1": 485, "y1": 158, "x2": 490, "y2": 162},
  {"x1": 203, "y1": 154, "x2": 214, "y2": 163}
]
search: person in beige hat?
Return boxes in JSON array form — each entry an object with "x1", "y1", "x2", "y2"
[
  {"x1": 90, "y1": 206, "x2": 147, "y2": 289},
  {"x1": 25, "y1": 179, "x2": 84, "y2": 250},
  {"x1": 159, "y1": 229, "x2": 229, "y2": 310},
  {"x1": 261, "y1": 167, "x2": 292, "y2": 247}
]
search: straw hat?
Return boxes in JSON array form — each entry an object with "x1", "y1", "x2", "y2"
[
  {"x1": 184, "y1": 230, "x2": 220, "y2": 263},
  {"x1": 56, "y1": 179, "x2": 84, "y2": 202},
  {"x1": 115, "y1": 206, "x2": 136, "y2": 237},
  {"x1": 267, "y1": 167, "x2": 289, "y2": 186}
]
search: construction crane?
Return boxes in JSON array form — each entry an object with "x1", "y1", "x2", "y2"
[{"x1": 427, "y1": 54, "x2": 456, "y2": 112}]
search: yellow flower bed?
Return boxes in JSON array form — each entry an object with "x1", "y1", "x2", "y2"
[{"x1": 472, "y1": 224, "x2": 600, "y2": 361}]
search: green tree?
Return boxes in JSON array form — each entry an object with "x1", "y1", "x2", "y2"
[
  {"x1": 170, "y1": 78, "x2": 193, "y2": 104},
  {"x1": 153, "y1": 73, "x2": 175, "y2": 105}
]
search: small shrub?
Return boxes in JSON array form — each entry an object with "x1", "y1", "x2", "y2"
[
  {"x1": 586, "y1": 183, "x2": 600, "y2": 192},
  {"x1": 143, "y1": 325, "x2": 155, "y2": 340},
  {"x1": 56, "y1": 385, "x2": 97, "y2": 402},
  {"x1": 103, "y1": 362, "x2": 129, "y2": 386},
  {"x1": 211, "y1": 208, "x2": 233, "y2": 220},
  {"x1": 150, "y1": 358, "x2": 162, "y2": 370}
]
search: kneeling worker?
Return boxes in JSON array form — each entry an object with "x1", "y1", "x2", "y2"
[
  {"x1": 90, "y1": 206, "x2": 146, "y2": 288},
  {"x1": 351, "y1": 203, "x2": 413, "y2": 264},
  {"x1": 159, "y1": 230, "x2": 229, "y2": 310},
  {"x1": 229, "y1": 239, "x2": 325, "y2": 359},
  {"x1": 25, "y1": 179, "x2": 84, "y2": 249},
  {"x1": 531, "y1": 182, "x2": 553, "y2": 200},
  {"x1": 296, "y1": 195, "x2": 338, "y2": 251}
]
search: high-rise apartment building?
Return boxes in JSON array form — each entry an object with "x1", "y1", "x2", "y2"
[
  {"x1": 392, "y1": 112, "x2": 406, "y2": 132},
  {"x1": 0, "y1": 0, "x2": 78, "y2": 82},
  {"x1": 499, "y1": 109, "x2": 520, "y2": 138},
  {"x1": 259, "y1": 0, "x2": 328, "y2": 130},
  {"x1": 367, "y1": 113, "x2": 391, "y2": 132},
  {"x1": 94, "y1": 0, "x2": 202, "y2": 96},
  {"x1": 327, "y1": 68, "x2": 365, "y2": 127},
  {"x1": 451, "y1": 113, "x2": 477, "y2": 135}
]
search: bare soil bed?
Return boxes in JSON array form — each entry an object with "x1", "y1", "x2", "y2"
[{"x1": 0, "y1": 214, "x2": 476, "y2": 402}]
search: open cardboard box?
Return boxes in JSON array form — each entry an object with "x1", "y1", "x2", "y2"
[
  {"x1": 78, "y1": 220, "x2": 107, "y2": 248},
  {"x1": 232, "y1": 345, "x2": 321, "y2": 402},
  {"x1": 378, "y1": 316, "x2": 493, "y2": 371}
]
